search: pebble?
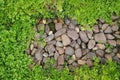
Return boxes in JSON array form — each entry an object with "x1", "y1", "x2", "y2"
[
  {"x1": 107, "y1": 40, "x2": 116, "y2": 46},
  {"x1": 69, "y1": 23, "x2": 75, "y2": 29},
  {"x1": 65, "y1": 46, "x2": 74, "y2": 55},
  {"x1": 30, "y1": 43, "x2": 34, "y2": 51},
  {"x1": 94, "y1": 33, "x2": 106, "y2": 43},
  {"x1": 55, "y1": 28, "x2": 66, "y2": 38},
  {"x1": 102, "y1": 24, "x2": 109, "y2": 31},
  {"x1": 75, "y1": 48, "x2": 82, "y2": 58},
  {"x1": 86, "y1": 30, "x2": 93, "y2": 39},
  {"x1": 81, "y1": 43, "x2": 86, "y2": 49},
  {"x1": 96, "y1": 49, "x2": 104, "y2": 57},
  {"x1": 35, "y1": 49, "x2": 43, "y2": 61},
  {"x1": 104, "y1": 26, "x2": 112, "y2": 33},
  {"x1": 31, "y1": 48, "x2": 37, "y2": 56},
  {"x1": 87, "y1": 52, "x2": 96, "y2": 59},
  {"x1": 105, "y1": 54, "x2": 112, "y2": 60},
  {"x1": 61, "y1": 34, "x2": 71, "y2": 46},
  {"x1": 79, "y1": 31, "x2": 89, "y2": 43},
  {"x1": 112, "y1": 25, "x2": 119, "y2": 31},
  {"x1": 96, "y1": 44, "x2": 105, "y2": 50},
  {"x1": 77, "y1": 39, "x2": 81, "y2": 45},
  {"x1": 67, "y1": 30, "x2": 79, "y2": 40},
  {"x1": 43, "y1": 52, "x2": 49, "y2": 57},
  {"x1": 77, "y1": 60, "x2": 86, "y2": 65},
  {"x1": 58, "y1": 55, "x2": 64, "y2": 65},
  {"x1": 88, "y1": 40, "x2": 96, "y2": 49},
  {"x1": 86, "y1": 59, "x2": 93, "y2": 67},
  {"x1": 56, "y1": 41, "x2": 63, "y2": 47},
  {"x1": 55, "y1": 23, "x2": 62, "y2": 30},
  {"x1": 93, "y1": 25, "x2": 99, "y2": 33},
  {"x1": 75, "y1": 27, "x2": 80, "y2": 33},
  {"x1": 106, "y1": 34, "x2": 115, "y2": 39},
  {"x1": 56, "y1": 47, "x2": 64, "y2": 54},
  {"x1": 54, "y1": 51, "x2": 59, "y2": 60},
  {"x1": 45, "y1": 34, "x2": 54, "y2": 42}
]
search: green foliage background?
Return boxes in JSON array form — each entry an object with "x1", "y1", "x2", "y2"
[{"x1": 0, "y1": 0, "x2": 120, "y2": 80}]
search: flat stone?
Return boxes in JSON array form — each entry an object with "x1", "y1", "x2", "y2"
[
  {"x1": 105, "y1": 54, "x2": 112, "y2": 60},
  {"x1": 86, "y1": 30, "x2": 93, "y2": 39},
  {"x1": 58, "y1": 55, "x2": 64, "y2": 65},
  {"x1": 106, "y1": 34, "x2": 115, "y2": 39},
  {"x1": 67, "y1": 30, "x2": 79, "y2": 40},
  {"x1": 55, "y1": 23, "x2": 62, "y2": 30},
  {"x1": 102, "y1": 24, "x2": 109, "y2": 31},
  {"x1": 56, "y1": 41, "x2": 63, "y2": 47},
  {"x1": 86, "y1": 59, "x2": 93, "y2": 67},
  {"x1": 69, "y1": 23, "x2": 75, "y2": 29},
  {"x1": 93, "y1": 25, "x2": 99, "y2": 33},
  {"x1": 107, "y1": 40, "x2": 116, "y2": 46},
  {"x1": 45, "y1": 34, "x2": 54, "y2": 42},
  {"x1": 47, "y1": 40, "x2": 56, "y2": 45},
  {"x1": 104, "y1": 26, "x2": 112, "y2": 33},
  {"x1": 105, "y1": 48, "x2": 111, "y2": 53},
  {"x1": 61, "y1": 34, "x2": 71, "y2": 46},
  {"x1": 70, "y1": 40, "x2": 77, "y2": 47},
  {"x1": 82, "y1": 49, "x2": 90, "y2": 55},
  {"x1": 54, "y1": 51, "x2": 59, "y2": 60},
  {"x1": 94, "y1": 33, "x2": 106, "y2": 43},
  {"x1": 56, "y1": 36, "x2": 62, "y2": 41},
  {"x1": 35, "y1": 49, "x2": 43, "y2": 61},
  {"x1": 65, "y1": 46, "x2": 74, "y2": 55},
  {"x1": 45, "y1": 25, "x2": 50, "y2": 34},
  {"x1": 75, "y1": 27, "x2": 80, "y2": 33},
  {"x1": 75, "y1": 43, "x2": 80, "y2": 49},
  {"x1": 55, "y1": 28, "x2": 66, "y2": 38},
  {"x1": 47, "y1": 44, "x2": 55, "y2": 53},
  {"x1": 81, "y1": 55, "x2": 87, "y2": 60},
  {"x1": 88, "y1": 40, "x2": 96, "y2": 49},
  {"x1": 78, "y1": 60, "x2": 86, "y2": 65},
  {"x1": 56, "y1": 47, "x2": 64, "y2": 54},
  {"x1": 81, "y1": 43, "x2": 86, "y2": 49},
  {"x1": 75, "y1": 48, "x2": 82, "y2": 58},
  {"x1": 96, "y1": 50, "x2": 104, "y2": 57},
  {"x1": 77, "y1": 38, "x2": 81, "y2": 45},
  {"x1": 87, "y1": 52, "x2": 96, "y2": 59},
  {"x1": 114, "y1": 34, "x2": 120, "y2": 39},
  {"x1": 112, "y1": 25, "x2": 119, "y2": 32},
  {"x1": 96, "y1": 44, "x2": 105, "y2": 50},
  {"x1": 79, "y1": 31, "x2": 89, "y2": 43}
]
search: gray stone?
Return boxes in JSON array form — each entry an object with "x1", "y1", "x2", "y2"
[
  {"x1": 96, "y1": 50, "x2": 104, "y2": 57},
  {"x1": 45, "y1": 25, "x2": 50, "y2": 34},
  {"x1": 77, "y1": 60, "x2": 86, "y2": 65},
  {"x1": 61, "y1": 34, "x2": 71, "y2": 46},
  {"x1": 35, "y1": 49, "x2": 43, "y2": 61},
  {"x1": 75, "y1": 48, "x2": 82, "y2": 58},
  {"x1": 56, "y1": 36, "x2": 62, "y2": 41},
  {"x1": 64, "y1": 17, "x2": 70, "y2": 25},
  {"x1": 114, "y1": 34, "x2": 120, "y2": 39},
  {"x1": 58, "y1": 55, "x2": 64, "y2": 65},
  {"x1": 69, "y1": 23, "x2": 75, "y2": 29},
  {"x1": 96, "y1": 44, "x2": 105, "y2": 50},
  {"x1": 45, "y1": 34, "x2": 54, "y2": 42},
  {"x1": 112, "y1": 15, "x2": 119, "y2": 21},
  {"x1": 117, "y1": 40, "x2": 120, "y2": 45},
  {"x1": 65, "y1": 46, "x2": 74, "y2": 55},
  {"x1": 82, "y1": 49, "x2": 90, "y2": 55},
  {"x1": 56, "y1": 41, "x2": 63, "y2": 47},
  {"x1": 112, "y1": 25, "x2": 119, "y2": 32},
  {"x1": 77, "y1": 38, "x2": 81, "y2": 45},
  {"x1": 106, "y1": 34, "x2": 115, "y2": 39},
  {"x1": 105, "y1": 54, "x2": 112, "y2": 60},
  {"x1": 104, "y1": 26, "x2": 112, "y2": 33},
  {"x1": 99, "y1": 19, "x2": 105, "y2": 23},
  {"x1": 47, "y1": 40, "x2": 56, "y2": 45},
  {"x1": 75, "y1": 27, "x2": 80, "y2": 33},
  {"x1": 94, "y1": 33, "x2": 106, "y2": 43},
  {"x1": 88, "y1": 40, "x2": 96, "y2": 49},
  {"x1": 75, "y1": 43, "x2": 80, "y2": 49},
  {"x1": 47, "y1": 44, "x2": 55, "y2": 53},
  {"x1": 54, "y1": 51, "x2": 59, "y2": 60},
  {"x1": 43, "y1": 52, "x2": 49, "y2": 57},
  {"x1": 70, "y1": 40, "x2": 77, "y2": 47},
  {"x1": 107, "y1": 40, "x2": 116, "y2": 46},
  {"x1": 102, "y1": 24, "x2": 109, "y2": 31},
  {"x1": 105, "y1": 48, "x2": 111, "y2": 53},
  {"x1": 113, "y1": 48, "x2": 118, "y2": 53},
  {"x1": 71, "y1": 19, "x2": 77, "y2": 25},
  {"x1": 37, "y1": 24, "x2": 44, "y2": 32},
  {"x1": 116, "y1": 53, "x2": 120, "y2": 58},
  {"x1": 81, "y1": 43, "x2": 86, "y2": 49},
  {"x1": 87, "y1": 52, "x2": 96, "y2": 59},
  {"x1": 67, "y1": 30, "x2": 79, "y2": 40},
  {"x1": 56, "y1": 47, "x2": 64, "y2": 54},
  {"x1": 79, "y1": 31, "x2": 89, "y2": 43},
  {"x1": 55, "y1": 23, "x2": 62, "y2": 30},
  {"x1": 93, "y1": 25, "x2": 99, "y2": 33},
  {"x1": 55, "y1": 28, "x2": 66, "y2": 37},
  {"x1": 86, "y1": 30, "x2": 93, "y2": 39}
]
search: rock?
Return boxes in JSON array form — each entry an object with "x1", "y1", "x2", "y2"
[
  {"x1": 64, "y1": 17, "x2": 70, "y2": 25},
  {"x1": 67, "y1": 30, "x2": 79, "y2": 40},
  {"x1": 75, "y1": 48, "x2": 82, "y2": 58},
  {"x1": 70, "y1": 40, "x2": 77, "y2": 47},
  {"x1": 72, "y1": 62, "x2": 78, "y2": 67},
  {"x1": 69, "y1": 23, "x2": 75, "y2": 29},
  {"x1": 30, "y1": 43, "x2": 34, "y2": 50},
  {"x1": 86, "y1": 59, "x2": 93, "y2": 67},
  {"x1": 113, "y1": 56, "x2": 120, "y2": 62},
  {"x1": 31, "y1": 48, "x2": 37, "y2": 56},
  {"x1": 61, "y1": 34, "x2": 71, "y2": 46},
  {"x1": 68, "y1": 60, "x2": 74, "y2": 64},
  {"x1": 75, "y1": 27, "x2": 80, "y2": 33},
  {"x1": 117, "y1": 40, "x2": 120, "y2": 45},
  {"x1": 56, "y1": 36, "x2": 62, "y2": 41},
  {"x1": 96, "y1": 44, "x2": 105, "y2": 50},
  {"x1": 58, "y1": 55, "x2": 64, "y2": 65},
  {"x1": 94, "y1": 33, "x2": 106, "y2": 43},
  {"x1": 102, "y1": 24, "x2": 109, "y2": 31},
  {"x1": 54, "y1": 51, "x2": 59, "y2": 60},
  {"x1": 79, "y1": 31, "x2": 89, "y2": 43},
  {"x1": 105, "y1": 54, "x2": 112, "y2": 60},
  {"x1": 112, "y1": 15, "x2": 119, "y2": 21},
  {"x1": 49, "y1": 52, "x2": 54, "y2": 57},
  {"x1": 105, "y1": 48, "x2": 111, "y2": 53},
  {"x1": 47, "y1": 40, "x2": 56, "y2": 45},
  {"x1": 55, "y1": 23, "x2": 62, "y2": 30},
  {"x1": 78, "y1": 60, "x2": 86, "y2": 65},
  {"x1": 81, "y1": 43, "x2": 86, "y2": 49},
  {"x1": 71, "y1": 19, "x2": 77, "y2": 25},
  {"x1": 87, "y1": 52, "x2": 96, "y2": 59},
  {"x1": 88, "y1": 40, "x2": 96, "y2": 49},
  {"x1": 114, "y1": 34, "x2": 120, "y2": 39},
  {"x1": 107, "y1": 40, "x2": 116, "y2": 46},
  {"x1": 77, "y1": 38, "x2": 81, "y2": 45},
  {"x1": 113, "y1": 48, "x2": 118, "y2": 53},
  {"x1": 106, "y1": 34, "x2": 115, "y2": 39},
  {"x1": 112, "y1": 25, "x2": 119, "y2": 32},
  {"x1": 93, "y1": 25, "x2": 99, "y2": 33},
  {"x1": 75, "y1": 43, "x2": 80, "y2": 49},
  {"x1": 25, "y1": 49, "x2": 30, "y2": 55},
  {"x1": 81, "y1": 55, "x2": 87, "y2": 60},
  {"x1": 86, "y1": 30, "x2": 93, "y2": 39},
  {"x1": 47, "y1": 44, "x2": 55, "y2": 53},
  {"x1": 98, "y1": 19, "x2": 105, "y2": 23},
  {"x1": 96, "y1": 50, "x2": 104, "y2": 57},
  {"x1": 92, "y1": 47, "x2": 98, "y2": 51},
  {"x1": 45, "y1": 25, "x2": 50, "y2": 34},
  {"x1": 104, "y1": 26, "x2": 112, "y2": 33},
  {"x1": 56, "y1": 47, "x2": 64, "y2": 54},
  {"x1": 34, "y1": 33, "x2": 40, "y2": 39},
  {"x1": 55, "y1": 28, "x2": 66, "y2": 37},
  {"x1": 72, "y1": 55, "x2": 76, "y2": 60},
  {"x1": 48, "y1": 31, "x2": 53, "y2": 35},
  {"x1": 65, "y1": 46, "x2": 74, "y2": 55},
  {"x1": 45, "y1": 34, "x2": 54, "y2": 42},
  {"x1": 33, "y1": 41, "x2": 38, "y2": 48},
  {"x1": 116, "y1": 53, "x2": 120, "y2": 58},
  {"x1": 82, "y1": 49, "x2": 90, "y2": 55},
  {"x1": 43, "y1": 52, "x2": 49, "y2": 57},
  {"x1": 56, "y1": 41, "x2": 63, "y2": 47},
  {"x1": 35, "y1": 49, "x2": 43, "y2": 61}
]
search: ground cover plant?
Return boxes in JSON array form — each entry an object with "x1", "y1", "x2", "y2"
[{"x1": 0, "y1": 0, "x2": 120, "y2": 80}]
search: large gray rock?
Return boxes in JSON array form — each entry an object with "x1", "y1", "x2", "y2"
[
  {"x1": 61, "y1": 34, "x2": 71, "y2": 46},
  {"x1": 58, "y1": 55, "x2": 64, "y2": 65},
  {"x1": 88, "y1": 40, "x2": 96, "y2": 49},
  {"x1": 45, "y1": 34, "x2": 54, "y2": 42},
  {"x1": 67, "y1": 30, "x2": 79, "y2": 40},
  {"x1": 75, "y1": 48, "x2": 82, "y2": 58},
  {"x1": 55, "y1": 23, "x2": 62, "y2": 30},
  {"x1": 94, "y1": 33, "x2": 106, "y2": 43},
  {"x1": 79, "y1": 31, "x2": 89, "y2": 43},
  {"x1": 55, "y1": 28, "x2": 66, "y2": 37},
  {"x1": 65, "y1": 46, "x2": 74, "y2": 55}
]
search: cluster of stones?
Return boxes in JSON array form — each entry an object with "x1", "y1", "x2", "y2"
[{"x1": 26, "y1": 17, "x2": 120, "y2": 70}]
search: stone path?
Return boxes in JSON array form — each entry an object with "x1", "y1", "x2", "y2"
[{"x1": 26, "y1": 17, "x2": 120, "y2": 70}]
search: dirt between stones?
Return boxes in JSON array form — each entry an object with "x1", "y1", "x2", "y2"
[{"x1": 26, "y1": 17, "x2": 120, "y2": 70}]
